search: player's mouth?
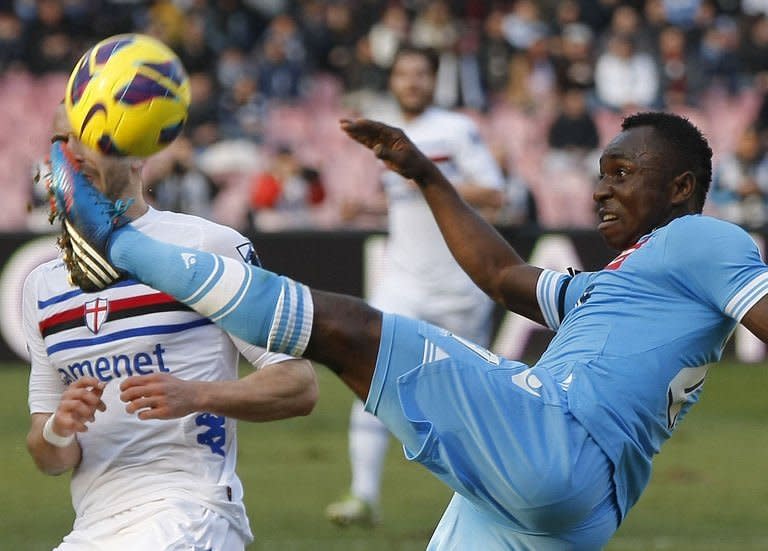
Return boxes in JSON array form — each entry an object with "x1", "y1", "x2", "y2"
[{"x1": 597, "y1": 211, "x2": 619, "y2": 230}]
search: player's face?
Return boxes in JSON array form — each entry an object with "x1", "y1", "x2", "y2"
[
  {"x1": 595, "y1": 126, "x2": 678, "y2": 250},
  {"x1": 52, "y1": 108, "x2": 132, "y2": 199},
  {"x1": 390, "y1": 53, "x2": 435, "y2": 116}
]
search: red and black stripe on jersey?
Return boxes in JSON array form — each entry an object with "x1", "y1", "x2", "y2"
[{"x1": 39, "y1": 292, "x2": 191, "y2": 338}]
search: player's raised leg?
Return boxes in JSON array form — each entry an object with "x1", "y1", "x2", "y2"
[{"x1": 107, "y1": 224, "x2": 382, "y2": 399}]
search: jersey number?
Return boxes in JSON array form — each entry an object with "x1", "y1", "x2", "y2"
[{"x1": 195, "y1": 413, "x2": 226, "y2": 456}]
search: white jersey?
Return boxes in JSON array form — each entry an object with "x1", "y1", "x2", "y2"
[
  {"x1": 373, "y1": 106, "x2": 504, "y2": 342},
  {"x1": 25, "y1": 207, "x2": 291, "y2": 542}
]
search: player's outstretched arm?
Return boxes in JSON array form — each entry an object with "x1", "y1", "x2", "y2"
[
  {"x1": 341, "y1": 118, "x2": 544, "y2": 323},
  {"x1": 27, "y1": 377, "x2": 106, "y2": 475},
  {"x1": 118, "y1": 359, "x2": 318, "y2": 421}
]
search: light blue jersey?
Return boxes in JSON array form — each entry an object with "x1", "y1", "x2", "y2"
[{"x1": 536, "y1": 214, "x2": 768, "y2": 518}]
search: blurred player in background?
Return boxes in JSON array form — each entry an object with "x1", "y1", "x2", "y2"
[
  {"x1": 25, "y1": 105, "x2": 317, "y2": 550},
  {"x1": 327, "y1": 44, "x2": 505, "y2": 526}
]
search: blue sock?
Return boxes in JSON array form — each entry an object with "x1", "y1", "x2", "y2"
[{"x1": 107, "y1": 225, "x2": 313, "y2": 355}]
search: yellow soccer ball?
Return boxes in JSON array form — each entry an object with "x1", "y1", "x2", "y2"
[{"x1": 65, "y1": 33, "x2": 191, "y2": 158}]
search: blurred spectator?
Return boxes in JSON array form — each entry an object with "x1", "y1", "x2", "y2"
[
  {"x1": 296, "y1": 0, "x2": 333, "y2": 71},
  {"x1": 478, "y1": 7, "x2": 515, "y2": 101},
  {"x1": 0, "y1": 11, "x2": 24, "y2": 72},
  {"x1": 492, "y1": 145, "x2": 538, "y2": 226},
  {"x1": 143, "y1": 0, "x2": 186, "y2": 49},
  {"x1": 595, "y1": 33, "x2": 659, "y2": 110},
  {"x1": 342, "y1": 36, "x2": 389, "y2": 112},
  {"x1": 218, "y1": 71, "x2": 266, "y2": 141},
  {"x1": 186, "y1": 71, "x2": 221, "y2": 148},
  {"x1": 538, "y1": 84, "x2": 601, "y2": 227},
  {"x1": 575, "y1": 0, "x2": 615, "y2": 36},
  {"x1": 710, "y1": 126, "x2": 768, "y2": 228},
  {"x1": 202, "y1": 0, "x2": 265, "y2": 53},
  {"x1": 323, "y1": 2, "x2": 360, "y2": 78},
  {"x1": 177, "y1": 13, "x2": 217, "y2": 74},
  {"x1": 411, "y1": 0, "x2": 461, "y2": 108},
  {"x1": 641, "y1": 0, "x2": 670, "y2": 52},
  {"x1": 368, "y1": 3, "x2": 408, "y2": 69},
  {"x1": 501, "y1": 0, "x2": 549, "y2": 51},
  {"x1": 552, "y1": 0, "x2": 583, "y2": 35},
  {"x1": 255, "y1": 17, "x2": 305, "y2": 102},
  {"x1": 657, "y1": 25, "x2": 704, "y2": 107},
  {"x1": 217, "y1": 46, "x2": 252, "y2": 90},
  {"x1": 599, "y1": 4, "x2": 652, "y2": 53},
  {"x1": 552, "y1": 22, "x2": 596, "y2": 91},
  {"x1": 22, "y1": 0, "x2": 80, "y2": 74},
  {"x1": 739, "y1": 15, "x2": 768, "y2": 82},
  {"x1": 662, "y1": 0, "x2": 702, "y2": 29},
  {"x1": 145, "y1": 137, "x2": 218, "y2": 219},
  {"x1": 699, "y1": 15, "x2": 743, "y2": 94},
  {"x1": 548, "y1": 85, "x2": 600, "y2": 151},
  {"x1": 248, "y1": 145, "x2": 325, "y2": 230}
]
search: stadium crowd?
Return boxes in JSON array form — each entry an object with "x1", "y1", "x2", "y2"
[{"x1": 9, "y1": 0, "x2": 768, "y2": 232}]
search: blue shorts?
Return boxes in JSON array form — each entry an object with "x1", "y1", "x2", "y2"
[{"x1": 366, "y1": 314, "x2": 619, "y2": 550}]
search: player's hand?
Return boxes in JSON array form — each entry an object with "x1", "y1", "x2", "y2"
[
  {"x1": 340, "y1": 118, "x2": 436, "y2": 184},
  {"x1": 53, "y1": 377, "x2": 107, "y2": 436},
  {"x1": 120, "y1": 373, "x2": 200, "y2": 420}
]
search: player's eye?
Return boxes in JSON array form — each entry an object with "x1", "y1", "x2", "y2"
[{"x1": 51, "y1": 134, "x2": 69, "y2": 144}]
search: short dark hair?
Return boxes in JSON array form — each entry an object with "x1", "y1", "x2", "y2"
[
  {"x1": 621, "y1": 111, "x2": 712, "y2": 212},
  {"x1": 392, "y1": 44, "x2": 440, "y2": 75}
]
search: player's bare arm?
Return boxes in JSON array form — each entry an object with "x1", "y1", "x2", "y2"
[
  {"x1": 740, "y1": 295, "x2": 768, "y2": 342},
  {"x1": 27, "y1": 376, "x2": 106, "y2": 475},
  {"x1": 119, "y1": 359, "x2": 317, "y2": 421},
  {"x1": 341, "y1": 118, "x2": 544, "y2": 323}
]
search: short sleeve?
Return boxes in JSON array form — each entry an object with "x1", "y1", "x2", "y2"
[
  {"x1": 230, "y1": 335, "x2": 296, "y2": 369},
  {"x1": 666, "y1": 219, "x2": 768, "y2": 321},
  {"x1": 24, "y1": 270, "x2": 65, "y2": 413},
  {"x1": 536, "y1": 269, "x2": 593, "y2": 330}
]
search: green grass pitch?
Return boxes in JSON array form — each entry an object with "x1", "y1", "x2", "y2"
[{"x1": 2, "y1": 361, "x2": 767, "y2": 550}]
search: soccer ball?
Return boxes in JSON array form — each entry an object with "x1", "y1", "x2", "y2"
[{"x1": 65, "y1": 33, "x2": 191, "y2": 158}]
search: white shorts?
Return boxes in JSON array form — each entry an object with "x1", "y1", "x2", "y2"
[
  {"x1": 54, "y1": 498, "x2": 247, "y2": 551},
  {"x1": 370, "y1": 274, "x2": 494, "y2": 347}
]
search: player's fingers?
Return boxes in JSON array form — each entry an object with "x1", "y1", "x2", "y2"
[
  {"x1": 119, "y1": 382, "x2": 163, "y2": 403},
  {"x1": 54, "y1": 410, "x2": 89, "y2": 433},
  {"x1": 340, "y1": 118, "x2": 390, "y2": 146},
  {"x1": 125, "y1": 396, "x2": 156, "y2": 415},
  {"x1": 70, "y1": 376, "x2": 102, "y2": 389},
  {"x1": 137, "y1": 407, "x2": 169, "y2": 421},
  {"x1": 71, "y1": 387, "x2": 105, "y2": 408},
  {"x1": 119, "y1": 373, "x2": 167, "y2": 393},
  {"x1": 96, "y1": 399, "x2": 107, "y2": 412}
]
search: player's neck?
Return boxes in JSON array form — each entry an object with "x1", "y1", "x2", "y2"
[{"x1": 400, "y1": 106, "x2": 429, "y2": 122}]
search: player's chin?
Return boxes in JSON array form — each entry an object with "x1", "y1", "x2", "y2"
[{"x1": 597, "y1": 223, "x2": 628, "y2": 251}]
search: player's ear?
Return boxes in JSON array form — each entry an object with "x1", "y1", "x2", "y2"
[{"x1": 669, "y1": 170, "x2": 696, "y2": 207}]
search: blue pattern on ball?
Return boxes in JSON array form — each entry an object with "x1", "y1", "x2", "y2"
[
  {"x1": 97, "y1": 135, "x2": 125, "y2": 156},
  {"x1": 142, "y1": 60, "x2": 186, "y2": 87},
  {"x1": 94, "y1": 36, "x2": 134, "y2": 65},
  {"x1": 114, "y1": 74, "x2": 177, "y2": 105},
  {"x1": 69, "y1": 52, "x2": 93, "y2": 105},
  {"x1": 159, "y1": 121, "x2": 185, "y2": 144}
]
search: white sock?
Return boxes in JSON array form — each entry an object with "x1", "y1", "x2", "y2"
[{"x1": 348, "y1": 399, "x2": 390, "y2": 505}]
